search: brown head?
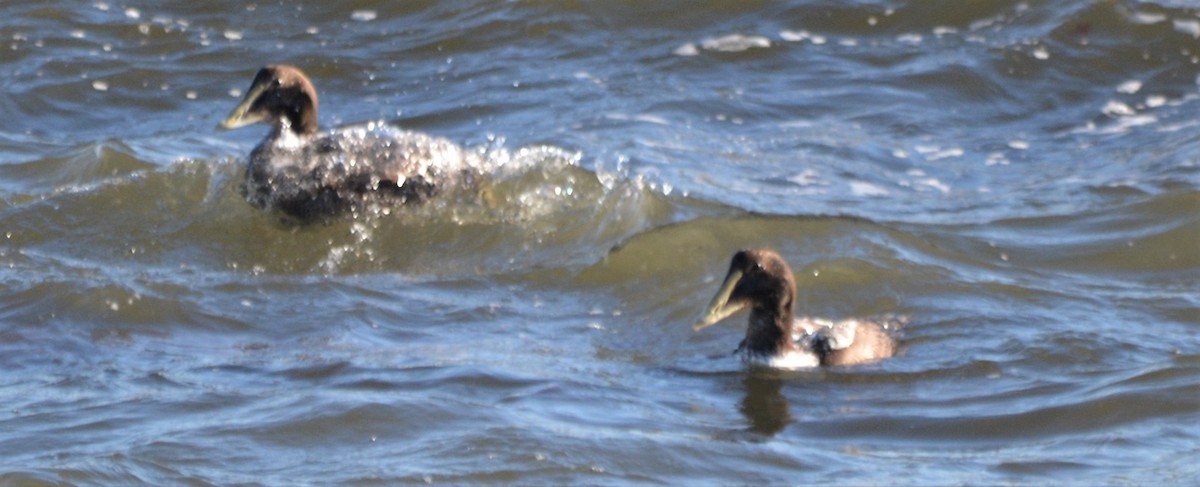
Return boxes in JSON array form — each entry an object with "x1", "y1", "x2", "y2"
[
  {"x1": 220, "y1": 65, "x2": 319, "y2": 136},
  {"x1": 694, "y1": 249, "x2": 797, "y2": 356}
]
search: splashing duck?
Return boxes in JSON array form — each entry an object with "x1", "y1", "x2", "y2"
[{"x1": 220, "y1": 64, "x2": 478, "y2": 221}]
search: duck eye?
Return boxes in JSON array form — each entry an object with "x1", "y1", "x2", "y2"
[{"x1": 271, "y1": 79, "x2": 282, "y2": 88}]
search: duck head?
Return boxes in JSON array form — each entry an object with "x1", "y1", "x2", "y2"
[
  {"x1": 694, "y1": 248, "x2": 797, "y2": 356},
  {"x1": 220, "y1": 64, "x2": 319, "y2": 136}
]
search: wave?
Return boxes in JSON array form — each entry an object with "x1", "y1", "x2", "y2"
[{"x1": 0, "y1": 141, "x2": 685, "y2": 278}]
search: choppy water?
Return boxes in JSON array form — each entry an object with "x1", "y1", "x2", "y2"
[{"x1": 1, "y1": 1, "x2": 1198, "y2": 485}]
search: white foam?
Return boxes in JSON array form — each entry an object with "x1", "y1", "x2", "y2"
[
  {"x1": 969, "y1": 15, "x2": 1002, "y2": 31},
  {"x1": 1131, "y1": 12, "x2": 1167, "y2": 24},
  {"x1": 1102, "y1": 100, "x2": 1136, "y2": 117},
  {"x1": 919, "y1": 178, "x2": 951, "y2": 194},
  {"x1": 1116, "y1": 80, "x2": 1142, "y2": 94},
  {"x1": 700, "y1": 34, "x2": 771, "y2": 52},
  {"x1": 787, "y1": 169, "x2": 820, "y2": 186},
  {"x1": 673, "y1": 43, "x2": 698, "y2": 57},
  {"x1": 849, "y1": 181, "x2": 890, "y2": 196},
  {"x1": 917, "y1": 146, "x2": 964, "y2": 161},
  {"x1": 779, "y1": 30, "x2": 809, "y2": 42},
  {"x1": 985, "y1": 152, "x2": 1009, "y2": 166},
  {"x1": 604, "y1": 113, "x2": 670, "y2": 125},
  {"x1": 351, "y1": 10, "x2": 377, "y2": 22},
  {"x1": 1174, "y1": 19, "x2": 1200, "y2": 38},
  {"x1": 678, "y1": 34, "x2": 771, "y2": 55},
  {"x1": 1105, "y1": 114, "x2": 1157, "y2": 133}
]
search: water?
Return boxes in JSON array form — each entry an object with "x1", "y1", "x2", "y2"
[{"x1": 1, "y1": 1, "x2": 1197, "y2": 484}]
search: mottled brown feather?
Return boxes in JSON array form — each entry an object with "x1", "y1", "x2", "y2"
[{"x1": 700, "y1": 248, "x2": 896, "y2": 367}]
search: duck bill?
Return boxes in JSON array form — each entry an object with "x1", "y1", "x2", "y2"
[
  {"x1": 693, "y1": 269, "x2": 747, "y2": 331},
  {"x1": 218, "y1": 82, "x2": 268, "y2": 130}
]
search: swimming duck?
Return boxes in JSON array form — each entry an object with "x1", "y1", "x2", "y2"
[
  {"x1": 219, "y1": 64, "x2": 478, "y2": 220},
  {"x1": 694, "y1": 249, "x2": 896, "y2": 368}
]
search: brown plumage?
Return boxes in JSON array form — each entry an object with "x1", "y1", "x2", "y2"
[
  {"x1": 694, "y1": 248, "x2": 896, "y2": 368},
  {"x1": 219, "y1": 65, "x2": 478, "y2": 221}
]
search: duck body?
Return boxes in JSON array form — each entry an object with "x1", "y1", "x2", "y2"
[
  {"x1": 241, "y1": 121, "x2": 475, "y2": 219},
  {"x1": 695, "y1": 249, "x2": 897, "y2": 369},
  {"x1": 221, "y1": 65, "x2": 477, "y2": 221}
]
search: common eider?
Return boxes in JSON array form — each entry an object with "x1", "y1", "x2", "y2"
[
  {"x1": 694, "y1": 249, "x2": 897, "y2": 369},
  {"x1": 219, "y1": 64, "x2": 478, "y2": 220}
]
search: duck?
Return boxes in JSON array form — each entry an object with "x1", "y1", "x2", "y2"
[
  {"x1": 694, "y1": 248, "x2": 896, "y2": 369},
  {"x1": 219, "y1": 64, "x2": 478, "y2": 221}
]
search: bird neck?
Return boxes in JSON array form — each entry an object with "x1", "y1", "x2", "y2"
[
  {"x1": 741, "y1": 304, "x2": 797, "y2": 357},
  {"x1": 283, "y1": 95, "x2": 318, "y2": 136}
]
